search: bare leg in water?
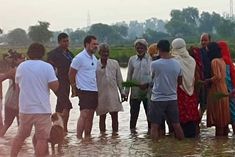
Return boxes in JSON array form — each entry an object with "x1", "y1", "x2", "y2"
[
  {"x1": 99, "y1": 114, "x2": 106, "y2": 133},
  {"x1": 84, "y1": 110, "x2": 95, "y2": 138},
  {"x1": 110, "y1": 112, "x2": 118, "y2": 133},
  {"x1": 62, "y1": 109, "x2": 70, "y2": 133},
  {"x1": 76, "y1": 110, "x2": 88, "y2": 139}
]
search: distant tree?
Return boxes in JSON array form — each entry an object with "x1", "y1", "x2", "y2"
[
  {"x1": 144, "y1": 18, "x2": 167, "y2": 33},
  {"x1": 170, "y1": 10, "x2": 183, "y2": 21},
  {"x1": 114, "y1": 21, "x2": 128, "y2": 27},
  {"x1": 199, "y1": 12, "x2": 222, "y2": 34},
  {"x1": 156, "y1": 20, "x2": 167, "y2": 33},
  {"x1": 211, "y1": 12, "x2": 224, "y2": 33},
  {"x1": 7, "y1": 28, "x2": 29, "y2": 46},
  {"x1": 165, "y1": 7, "x2": 199, "y2": 37},
  {"x1": 0, "y1": 28, "x2": 2, "y2": 34},
  {"x1": 145, "y1": 18, "x2": 158, "y2": 31},
  {"x1": 111, "y1": 24, "x2": 128, "y2": 37},
  {"x1": 128, "y1": 20, "x2": 144, "y2": 39},
  {"x1": 217, "y1": 18, "x2": 235, "y2": 38},
  {"x1": 88, "y1": 23, "x2": 123, "y2": 44},
  {"x1": 199, "y1": 12, "x2": 213, "y2": 33},
  {"x1": 89, "y1": 23, "x2": 112, "y2": 42},
  {"x1": 28, "y1": 21, "x2": 52, "y2": 43},
  {"x1": 70, "y1": 29, "x2": 87, "y2": 44},
  {"x1": 50, "y1": 31, "x2": 62, "y2": 43},
  {"x1": 182, "y1": 7, "x2": 199, "y2": 25},
  {"x1": 166, "y1": 19, "x2": 195, "y2": 37},
  {"x1": 143, "y1": 29, "x2": 170, "y2": 43},
  {"x1": 63, "y1": 28, "x2": 73, "y2": 35}
]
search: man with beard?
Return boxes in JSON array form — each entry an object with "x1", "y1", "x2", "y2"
[{"x1": 69, "y1": 35, "x2": 99, "y2": 139}]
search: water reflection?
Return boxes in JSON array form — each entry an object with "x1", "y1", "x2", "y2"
[{"x1": 0, "y1": 68, "x2": 235, "y2": 156}]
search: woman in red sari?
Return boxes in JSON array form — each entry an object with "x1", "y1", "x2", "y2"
[
  {"x1": 171, "y1": 38, "x2": 200, "y2": 138},
  {"x1": 218, "y1": 41, "x2": 235, "y2": 134}
]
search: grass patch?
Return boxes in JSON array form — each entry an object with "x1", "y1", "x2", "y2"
[{"x1": 1, "y1": 43, "x2": 235, "y2": 68}]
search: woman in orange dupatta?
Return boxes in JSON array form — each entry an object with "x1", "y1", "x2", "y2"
[{"x1": 206, "y1": 42, "x2": 230, "y2": 136}]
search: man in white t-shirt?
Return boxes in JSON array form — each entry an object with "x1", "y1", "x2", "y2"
[
  {"x1": 11, "y1": 43, "x2": 59, "y2": 157},
  {"x1": 69, "y1": 35, "x2": 98, "y2": 139}
]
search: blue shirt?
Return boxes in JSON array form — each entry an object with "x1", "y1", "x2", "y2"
[{"x1": 151, "y1": 58, "x2": 182, "y2": 101}]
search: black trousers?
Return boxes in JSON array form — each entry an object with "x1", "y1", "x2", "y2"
[
  {"x1": 130, "y1": 98, "x2": 151, "y2": 130},
  {"x1": 181, "y1": 121, "x2": 197, "y2": 138}
]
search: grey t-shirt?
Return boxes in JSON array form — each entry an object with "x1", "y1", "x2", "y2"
[{"x1": 151, "y1": 58, "x2": 182, "y2": 101}]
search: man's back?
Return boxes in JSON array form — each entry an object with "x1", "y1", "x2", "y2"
[
  {"x1": 151, "y1": 58, "x2": 182, "y2": 101},
  {"x1": 16, "y1": 60, "x2": 58, "y2": 114}
]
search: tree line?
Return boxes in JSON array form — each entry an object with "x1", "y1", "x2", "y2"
[{"x1": 1, "y1": 7, "x2": 235, "y2": 47}]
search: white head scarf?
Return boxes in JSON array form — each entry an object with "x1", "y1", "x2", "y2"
[
  {"x1": 171, "y1": 38, "x2": 196, "y2": 96},
  {"x1": 134, "y1": 39, "x2": 148, "y2": 48}
]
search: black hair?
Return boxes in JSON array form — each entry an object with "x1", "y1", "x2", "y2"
[
  {"x1": 207, "y1": 42, "x2": 222, "y2": 62},
  {"x1": 57, "y1": 33, "x2": 68, "y2": 42},
  {"x1": 27, "y1": 43, "x2": 45, "y2": 59},
  {"x1": 83, "y1": 35, "x2": 97, "y2": 47},
  {"x1": 157, "y1": 40, "x2": 170, "y2": 53}
]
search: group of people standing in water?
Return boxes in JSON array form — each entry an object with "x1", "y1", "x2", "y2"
[
  {"x1": 0, "y1": 32, "x2": 235, "y2": 156},
  {"x1": 148, "y1": 34, "x2": 235, "y2": 139}
]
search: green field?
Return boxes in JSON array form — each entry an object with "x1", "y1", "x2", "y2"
[
  {"x1": 1, "y1": 43, "x2": 235, "y2": 69},
  {"x1": 0, "y1": 46, "x2": 136, "y2": 67}
]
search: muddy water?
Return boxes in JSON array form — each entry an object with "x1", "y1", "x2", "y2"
[{"x1": 0, "y1": 68, "x2": 235, "y2": 157}]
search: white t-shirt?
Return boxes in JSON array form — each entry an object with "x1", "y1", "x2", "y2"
[
  {"x1": 70, "y1": 49, "x2": 98, "y2": 91},
  {"x1": 15, "y1": 60, "x2": 58, "y2": 114}
]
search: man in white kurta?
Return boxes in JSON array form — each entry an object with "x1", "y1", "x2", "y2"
[{"x1": 96, "y1": 43, "x2": 126, "y2": 132}]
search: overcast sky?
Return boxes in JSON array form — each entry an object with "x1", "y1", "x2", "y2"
[{"x1": 0, "y1": 0, "x2": 233, "y2": 32}]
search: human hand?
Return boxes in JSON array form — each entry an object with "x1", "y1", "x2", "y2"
[
  {"x1": 204, "y1": 79, "x2": 211, "y2": 86},
  {"x1": 71, "y1": 86, "x2": 78, "y2": 97}
]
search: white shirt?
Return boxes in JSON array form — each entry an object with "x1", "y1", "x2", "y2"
[
  {"x1": 125, "y1": 54, "x2": 152, "y2": 99},
  {"x1": 15, "y1": 60, "x2": 58, "y2": 114},
  {"x1": 71, "y1": 49, "x2": 98, "y2": 91}
]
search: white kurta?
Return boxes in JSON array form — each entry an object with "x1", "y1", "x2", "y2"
[{"x1": 96, "y1": 59, "x2": 124, "y2": 115}]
